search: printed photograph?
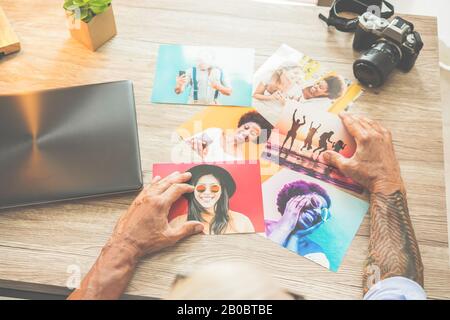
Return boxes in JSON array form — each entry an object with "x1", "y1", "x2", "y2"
[
  {"x1": 261, "y1": 101, "x2": 363, "y2": 193},
  {"x1": 153, "y1": 162, "x2": 265, "y2": 235},
  {"x1": 252, "y1": 44, "x2": 362, "y2": 114},
  {"x1": 262, "y1": 169, "x2": 369, "y2": 272},
  {"x1": 151, "y1": 44, "x2": 254, "y2": 107},
  {"x1": 174, "y1": 106, "x2": 274, "y2": 165}
]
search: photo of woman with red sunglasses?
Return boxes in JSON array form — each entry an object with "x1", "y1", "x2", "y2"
[{"x1": 169, "y1": 164, "x2": 255, "y2": 234}]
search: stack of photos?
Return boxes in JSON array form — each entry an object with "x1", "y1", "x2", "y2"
[
  {"x1": 151, "y1": 43, "x2": 368, "y2": 272},
  {"x1": 251, "y1": 45, "x2": 368, "y2": 271}
]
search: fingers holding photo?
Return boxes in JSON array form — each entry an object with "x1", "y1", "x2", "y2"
[
  {"x1": 168, "y1": 220, "x2": 205, "y2": 243},
  {"x1": 360, "y1": 116, "x2": 387, "y2": 136},
  {"x1": 339, "y1": 113, "x2": 370, "y2": 142},
  {"x1": 161, "y1": 183, "x2": 194, "y2": 208},
  {"x1": 339, "y1": 113, "x2": 390, "y2": 142},
  {"x1": 153, "y1": 162, "x2": 266, "y2": 235},
  {"x1": 262, "y1": 103, "x2": 361, "y2": 194},
  {"x1": 131, "y1": 172, "x2": 189, "y2": 206},
  {"x1": 357, "y1": 116, "x2": 384, "y2": 137},
  {"x1": 154, "y1": 171, "x2": 192, "y2": 194}
]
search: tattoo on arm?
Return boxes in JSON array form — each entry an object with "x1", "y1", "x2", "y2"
[{"x1": 363, "y1": 190, "x2": 424, "y2": 294}]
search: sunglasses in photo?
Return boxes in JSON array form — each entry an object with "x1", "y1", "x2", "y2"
[{"x1": 195, "y1": 184, "x2": 221, "y2": 193}]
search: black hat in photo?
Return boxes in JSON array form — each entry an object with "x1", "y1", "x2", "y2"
[{"x1": 185, "y1": 164, "x2": 236, "y2": 197}]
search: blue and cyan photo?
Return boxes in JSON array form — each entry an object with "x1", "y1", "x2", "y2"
[{"x1": 152, "y1": 44, "x2": 254, "y2": 107}]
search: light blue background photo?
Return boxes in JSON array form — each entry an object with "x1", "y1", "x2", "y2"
[
  {"x1": 151, "y1": 44, "x2": 254, "y2": 106},
  {"x1": 262, "y1": 169, "x2": 369, "y2": 272}
]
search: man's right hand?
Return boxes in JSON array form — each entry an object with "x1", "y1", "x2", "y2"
[
  {"x1": 323, "y1": 113, "x2": 404, "y2": 194},
  {"x1": 322, "y1": 113, "x2": 424, "y2": 295}
]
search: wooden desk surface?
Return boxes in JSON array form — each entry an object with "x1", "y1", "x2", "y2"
[{"x1": 0, "y1": 0, "x2": 448, "y2": 299}]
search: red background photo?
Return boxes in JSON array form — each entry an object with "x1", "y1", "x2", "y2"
[{"x1": 152, "y1": 162, "x2": 265, "y2": 233}]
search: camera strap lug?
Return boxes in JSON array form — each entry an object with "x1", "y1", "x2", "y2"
[{"x1": 319, "y1": 0, "x2": 395, "y2": 33}]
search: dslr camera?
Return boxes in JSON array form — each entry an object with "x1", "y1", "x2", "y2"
[{"x1": 352, "y1": 12, "x2": 423, "y2": 88}]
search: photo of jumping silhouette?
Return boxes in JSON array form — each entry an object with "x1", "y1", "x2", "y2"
[
  {"x1": 332, "y1": 140, "x2": 347, "y2": 154},
  {"x1": 280, "y1": 109, "x2": 306, "y2": 157},
  {"x1": 301, "y1": 121, "x2": 321, "y2": 151},
  {"x1": 261, "y1": 103, "x2": 362, "y2": 194},
  {"x1": 313, "y1": 131, "x2": 334, "y2": 160}
]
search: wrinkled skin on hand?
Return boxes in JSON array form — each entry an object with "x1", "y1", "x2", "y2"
[
  {"x1": 321, "y1": 113, "x2": 424, "y2": 294},
  {"x1": 323, "y1": 113, "x2": 404, "y2": 194},
  {"x1": 69, "y1": 172, "x2": 204, "y2": 300},
  {"x1": 109, "y1": 172, "x2": 204, "y2": 258}
]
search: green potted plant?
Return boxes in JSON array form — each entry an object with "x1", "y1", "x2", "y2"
[{"x1": 64, "y1": 0, "x2": 117, "y2": 51}]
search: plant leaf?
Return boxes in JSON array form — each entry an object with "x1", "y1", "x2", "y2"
[
  {"x1": 64, "y1": 0, "x2": 112, "y2": 21},
  {"x1": 90, "y1": 4, "x2": 107, "y2": 14}
]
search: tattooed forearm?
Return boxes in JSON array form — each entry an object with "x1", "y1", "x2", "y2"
[{"x1": 363, "y1": 190, "x2": 424, "y2": 294}]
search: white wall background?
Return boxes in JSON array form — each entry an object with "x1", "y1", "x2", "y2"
[
  {"x1": 389, "y1": 0, "x2": 450, "y2": 68},
  {"x1": 389, "y1": 0, "x2": 449, "y2": 40}
]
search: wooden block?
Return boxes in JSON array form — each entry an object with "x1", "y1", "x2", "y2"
[{"x1": 0, "y1": 6, "x2": 20, "y2": 56}]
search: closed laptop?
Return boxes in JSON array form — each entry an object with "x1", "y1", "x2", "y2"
[{"x1": 0, "y1": 80, "x2": 143, "y2": 210}]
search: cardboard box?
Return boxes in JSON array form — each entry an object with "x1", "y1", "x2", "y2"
[
  {"x1": 0, "y1": 6, "x2": 20, "y2": 56},
  {"x1": 66, "y1": 5, "x2": 117, "y2": 51}
]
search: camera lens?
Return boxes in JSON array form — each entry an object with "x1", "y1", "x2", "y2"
[{"x1": 353, "y1": 40, "x2": 402, "y2": 88}]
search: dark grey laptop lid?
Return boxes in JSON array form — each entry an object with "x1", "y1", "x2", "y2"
[{"x1": 0, "y1": 80, "x2": 143, "y2": 210}]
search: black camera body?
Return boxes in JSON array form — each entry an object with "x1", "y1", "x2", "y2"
[{"x1": 352, "y1": 12, "x2": 423, "y2": 88}]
